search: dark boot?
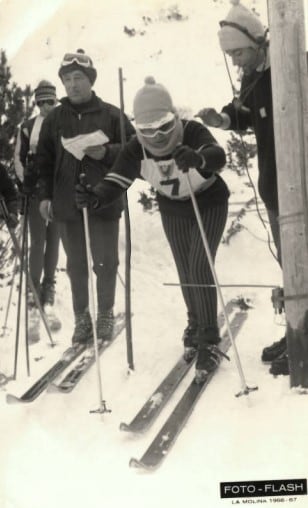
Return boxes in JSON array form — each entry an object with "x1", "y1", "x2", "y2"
[
  {"x1": 261, "y1": 336, "x2": 286, "y2": 363},
  {"x1": 72, "y1": 309, "x2": 93, "y2": 345},
  {"x1": 182, "y1": 317, "x2": 198, "y2": 362},
  {"x1": 97, "y1": 308, "x2": 114, "y2": 342},
  {"x1": 269, "y1": 351, "x2": 289, "y2": 376},
  {"x1": 41, "y1": 279, "x2": 61, "y2": 331},
  {"x1": 195, "y1": 326, "x2": 223, "y2": 383},
  {"x1": 41, "y1": 279, "x2": 56, "y2": 306}
]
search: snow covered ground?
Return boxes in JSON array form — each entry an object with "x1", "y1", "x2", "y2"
[{"x1": 1, "y1": 1, "x2": 308, "y2": 507}]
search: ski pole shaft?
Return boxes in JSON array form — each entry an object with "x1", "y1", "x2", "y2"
[
  {"x1": 13, "y1": 211, "x2": 27, "y2": 379},
  {"x1": 118, "y1": 67, "x2": 134, "y2": 371},
  {"x1": 24, "y1": 210, "x2": 30, "y2": 376},
  {"x1": 82, "y1": 207, "x2": 109, "y2": 413},
  {"x1": 1, "y1": 253, "x2": 18, "y2": 336},
  {"x1": 0, "y1": 195, "x2": 55, "y2": 346},
  {"x1": 185, "y1": 174, "x2": 254, "y2": 394}
]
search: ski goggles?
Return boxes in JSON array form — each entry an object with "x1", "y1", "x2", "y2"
[
  {"x1": 37, "y1": 99, "x2": 55, "y2": 107},
  {"x1": 61, "y1": 52, "x2": 93, "y2": 68},
  {"x1": 137, "y1": 113, "x2": 176, "y2": 138}
]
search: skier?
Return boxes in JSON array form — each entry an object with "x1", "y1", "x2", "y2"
[
  {"x1": 36, "y1": 49, "x2": 135, "y2": 345},
  {"x1": 14, "y1": 80, "x2": 61, "y2": 342},
  {"x1": 0, "y1": 162, "x2": 18, "y2": 229},
  {"x1": 197, "y1": 1, "x2": 288, "y2": 375},
  {"x1": 75, "y1": 76, "x2": 229, "y2": 383}
]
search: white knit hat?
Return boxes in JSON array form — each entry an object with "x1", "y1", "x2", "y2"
[
  {"x1": 218, "y1": 1, "x2": 266, "y2": 51},
  {"x1": 133, "y1": 76, "x2": 175, "y2": 128}
]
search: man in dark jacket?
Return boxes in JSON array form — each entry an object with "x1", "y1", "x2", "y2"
[
  {"x1": 36, "y1": 49, "x2": 135, "y2": 344},
  {"x1": 197, "y1": 2, "x2": 288, "y2": 375},
  {"x1": 14, "y1": 80, "x2": 61, "y2": 340}
]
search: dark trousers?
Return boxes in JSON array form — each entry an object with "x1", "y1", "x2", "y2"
[
  {"x1": 266, "y1": 208, "x2": 282, "y2": 266},
  {"x1": 161, "y1": 202, "x2": 228, "y2": 331},
  {"x1": 28, "y1": 196, "x2": 60, "y2": 291},
  {"x1": 59, "y1": 214, "x2": 119, "y2": 315}
]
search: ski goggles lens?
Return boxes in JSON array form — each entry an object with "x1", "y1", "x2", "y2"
[
  {"x1": 37, "y1": 99, "x2": 55, "y2": 107},
  {"x1": 138, "y1": 118, "x2": 176, "y2": 138},
  {"x1": 61, "y1": 53, "x2": 92, "y2": 68}
]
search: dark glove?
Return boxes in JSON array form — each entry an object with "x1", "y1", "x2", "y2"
[
  {"x1": 75, "y1": 182, "x2": 99, "y2": 210},
  {"x1": 22, "y1": 172, "x2": 38, "y2": 195},
  {"x1": 173, "y1": 145, "x2": 204, "y2": 173}
]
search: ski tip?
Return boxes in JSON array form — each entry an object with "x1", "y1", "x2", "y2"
[
  {"x1": 46, "y1": 383, "x2": 60, "y2": 393},
  {"x1": 119, "y1": 422, "x2": 130, "y2": 431},
  {"x1": 129, "y1": 458, "x2": 156, "y2": 471},
  {"x1": 6, "y1": 393, "x2": 21, "y2": 404},
  {"x1": 129, "y1": 458, "x2": 144, "y2": 469}
]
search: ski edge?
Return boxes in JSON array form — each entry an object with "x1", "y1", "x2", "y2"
[
  {"x1": 129, "y1": 310, "x2": 248, "y2": 471},
  {"x1": 119, "y1": 356, "x2": 195, "y2": 433},
  {"x1": 119, "y1": 301, "x2": 238, "y2": 434},
  {"x1": 48, "y1": 313, "x2": 126, "y2": 393}
]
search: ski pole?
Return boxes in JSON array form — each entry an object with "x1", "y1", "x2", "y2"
[
  {"x1": 118, "y1": 67, "x2": 134, "y2": 372},
  {"x1": 24, "y1": 204, "x2": 30, "y2": 376},
  {"x1": 0, "y1": 195, "x2": 55, "y2": 347},
  {"x1": 13, "y1": 207, "x2": 27, "y2": 379},
  {"x1": 1, "y1": 253, "x2": 18, "y2": 337},
  {"x1": 82, "y1": 205, "x2": 110, "y2": 414},
  {"x1": 185, "y1": 173, "x2": 258, "y2": 397}
]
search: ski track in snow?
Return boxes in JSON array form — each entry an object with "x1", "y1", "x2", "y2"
[{"x1": 0, "y1": 1, "x2": 308, "y2": 507}]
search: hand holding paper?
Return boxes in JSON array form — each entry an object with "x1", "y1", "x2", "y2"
[
  {"x1": 61, "y1": 130, "x2": 110, "y2": 160},
  {"x1": 84, "y1": 144, "x2": 107, "y2": 160}
]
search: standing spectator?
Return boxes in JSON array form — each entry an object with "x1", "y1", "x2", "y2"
[
  {"x1": 14, "y1": 80, "x2": 61, "y2": 341},
  {"x1": 36, "y1": 49, "x2": 135, "y2": 345},
  {"x1": 197, "y1": 2, "x2": 288, "y2": 375},
  {"x1": 75, "y1": 77, "x2": 229, "y2": 383}
]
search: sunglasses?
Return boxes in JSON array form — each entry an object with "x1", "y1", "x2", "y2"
[
  {"x1": 138, "y1": 118, "x2": 176, "y2": 138},
  {"x1": 37, "y1": 99, "x2": 55, "y2": 107},
  {"x1": 61, "y1": 53, "x2": 92, "y2": 68}
]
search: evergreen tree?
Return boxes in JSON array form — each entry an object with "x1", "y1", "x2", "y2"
[
  {"x1": 0, "y1": 50, "x2": 33, "y2": 174},
  {"x1": 0, "y1": 50, "x2": 33, "y2": 274}
]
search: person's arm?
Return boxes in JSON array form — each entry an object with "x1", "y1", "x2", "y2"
[
  {"x1": 14, "y1": 123, "x2": 29, "y2": 183},
  {"x1": 173, "y1": 120, "x2": 226, "y2": 175},
  {"x1": 102, "y1": 109, "x2": 136, "y2": 167},
  {"x1": 76, "y1": 140, "x2": 140, "y2": 210},
  {"x1": 36, "y1": 114, "x2": 56, "y2": 201}
]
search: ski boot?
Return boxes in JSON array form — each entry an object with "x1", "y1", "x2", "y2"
[
  {"x1": 41, "y1": 279, "x2": 61, "y2": 332},
  {"x1": 28, "y1": 307, "x2": 40, "y2": 344},
  {"x1": 97, "y1": 308, "x2": 114, "y2": 342},
  {"x1": 72, "y1": 309, "x2": 93, "y2": 345},
  {"x1": 194, "y1": 326, "x2": 226, "y2": 383},
  {"x1": 269, "y1": 351, "x2": 289, "y2": 376},
  {"x1": 182, "y1": 315, "x2": 198, "y2": 361},
  {"x1": 261, "y1": 336, "x2": 286, "y2": 363}
]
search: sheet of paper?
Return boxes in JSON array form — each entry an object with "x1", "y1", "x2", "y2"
[{"x1": 61, "y1": 130, "x2": 110, "y2": 160}]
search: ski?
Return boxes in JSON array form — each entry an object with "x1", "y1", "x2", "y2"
[
  {"x1": 6, "y1": 342, "x2": 87, "y2": 404},
  {"x1": 129, "y1": 309, "x2": 248, "y2": 470},
  {"x1": 120, "y1": 300, "x2": 237, "y2": 434},
  {"x1": 48, "y1": 313, "x2": 125, "y2": 394}
]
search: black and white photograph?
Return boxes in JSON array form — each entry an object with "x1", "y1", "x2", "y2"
[{"x1": 0, "y1": 0, "x2": 308, "y2": 507}]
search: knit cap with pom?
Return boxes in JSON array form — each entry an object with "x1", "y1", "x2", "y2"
[
  {"x1": 58, "y1": 49, "x2": 97, "y2": 85},
  {"x1": 34, "y1": 80, "x2": 56, "y2": 102},
  {"x1": 133, "y1": 76, "x2": 175, "y2": 128},
  {"x1": 218, "y1": 1, "x2": 266, "y2": 52}
]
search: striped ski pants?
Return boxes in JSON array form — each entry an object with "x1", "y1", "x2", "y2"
[{"x1": 161, "y1": 201, "x2": 228, "y2": 331}]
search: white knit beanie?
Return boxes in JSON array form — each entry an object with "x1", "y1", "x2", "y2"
[
  {"x1": 133, "y1": 76, "x2": 175, "y2": 128},
  {"x1": 218, "y1": 1, "x2": 266, "y2": 51}
]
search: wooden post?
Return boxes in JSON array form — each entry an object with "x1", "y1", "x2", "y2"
[{"x1": 268, "y1": 0, "x2": 308, "y2": 388}]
